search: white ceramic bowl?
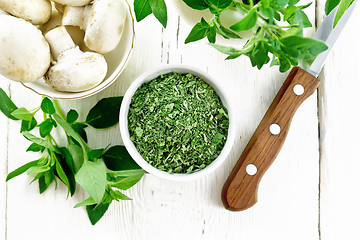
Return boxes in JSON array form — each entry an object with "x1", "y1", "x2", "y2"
[
  {"x1": 21, "y1": 0, "x2": 135, "y2": 100},
  {"x1": 119, "y1": 64, "x2": 236, "y2": 181}
]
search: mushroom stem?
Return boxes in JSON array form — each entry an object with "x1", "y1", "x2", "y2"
[
  {"x1": 62, "y1": 5, "x2": 92, "y2": 30},
  {"x1": 44, "y1": 26, "x2": 76, "y2": 61}
]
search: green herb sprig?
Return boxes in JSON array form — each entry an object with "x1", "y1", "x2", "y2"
[
  {"x1": 0, "y1": 88, "x2": 145, "y2": 225},
  {"x1": 128, "y1": 72, "x2": 229, "y2": 173},
  {"x1": 133, "y1": 0, "x2": 355, "y2": 72}
]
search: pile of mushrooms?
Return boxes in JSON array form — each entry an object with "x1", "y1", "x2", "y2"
[{"x1": 0, "y1": 0, "x2": 127, "y2": 93}]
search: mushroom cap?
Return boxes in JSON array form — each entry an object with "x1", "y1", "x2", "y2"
[
  {"x1": 0, "y1": 0, "x2": 52, "y2": 25},
  {"x1": 84, "y1": 0, "x2": 127, "y2": 53},
  {"x1": 45, "y1": 47, "x2": 108, "y2": 92},
  {"x1": 51, "y1": 0, "x2": 91, "y2": 7},
  {"x1": 0, "y1": 15, "x2": 50, "y2": 83}
]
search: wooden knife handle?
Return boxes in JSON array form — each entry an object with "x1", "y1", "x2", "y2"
[{"x1": 222, "y1": 67, "x2": 320, "y2": 211}]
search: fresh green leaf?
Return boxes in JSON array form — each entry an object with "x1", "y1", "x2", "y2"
[
  {"x1": 53, "y1": 113, "x2": 87, "y2": 151},
  {"x1": 149, "y1": 0, "x2": 167, "y2": 28},
  {"x1": 185, "y1": 18, "x2": 211, "y2": 44},
  {"x1": 333, "y1": 0, "x2": 353, "y2": 27},
  {"x1": 22, "y1": 132, "x2": 61, "y2": 154},
  {"x1": 209, "y1": 43, "x2": 244, "y2": 59},
  {"x1": 6, "y1": 160, "x2": 38, "y2": 181},
  {"x1": 216, "y1": 24, "x2": 242, "y2": 39},
  {"x1": 20, "y1": 117, "x2": 37, "y2": 133},
  {"x1": 182, "y1": 0, "x2": 209, "y2": 10},
  {"x1": 38, "y1": 118, "x2": 54, "y2": 138},
  {"x1": 134, "y1": 0, "x2": 152, "y2": 22},
  {"x1": 55, "y1": 157, "x2": 71, "y2": 195},
  {"x1": 41, "y1": 97, "x2": 55, "y2": 114},
  {"x1": 0, "y1": 87, "x2": 18, "y2": 120},
  {"x1": 249, "y1": 40, "x2": 271, "y2": 69},
  {"x1": 325, "y1": 0, "x2": 341, "y2": 15},
  {"x1": 39, "y1": 172, "x2": 55, "y2": 194},
  {"x1": 27, "y1": 164, "x2": 51, "y2": 175},
  {"x1": 85, "y1": 97, "x2": 123, "y2": 129},
  {"x1": 110, "y1": 173, "x2": 145, "y2": 190},
  {"x1": 11, "y1": 107, "x2": 33, "y2": 121},
  {"x1": 71, "y1": 123, "x2": 88, "y2": 143},
  {"x1": 67, "y1": 137, "x2": 84, "y2": 172},
  {"x1": 207, "y1": 0, "x2": 233, "y2": 10},
  {"x1": 230, "y1": 8, "x2": 258, "y2": 32},
  {"x1": 108, "y1": 169, "x2": 147, "y2": 178},
  {"x1": 86, "y1": 203, "x2": 110, "y2": 225},
  {"x1": 74, "y1": 197, "x2": 96, "y2": 208},
  {"x1": 66, "y1": 109, "x2": 79, "y2": 124},
  {"x1": 207, "y1": 25, "x2": 217, "y2": 43},
  {"x1": 280, "y1": 35, "x2": 329, "y2": 59},
  {"x1": 75, "y1": 160, "x2": 107, "y2": 204},
  {"x1": 59, "y1": 147, "x2": 76, "y2": 174},
  {"x1": 87, "y1": 149, "x2": 104, "y2": 160},
  {"x1": 102, "y1": 145, "x2": 141, "y2": 171},
  {"x1": 109, "y1": 189, "x2": 132, "y2": 200},
  {"x1": 270, "y1": 0, "x2": 290, "y2": 10},
  {"x1": 26, "y1": 142, "x2": 45, "y2": 153}
]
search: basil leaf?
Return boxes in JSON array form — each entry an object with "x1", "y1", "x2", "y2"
[
  {"x1": 325, "y1": 0, "x2": 341, "y2": 15},
  {"x1": 74, "y1": 197, "x2": 96, "y2": 208},
  {"x1": 22, "y1": 132, "x2": 61, "y2": 154},
  {"x1": 109, "y1": 189, "x2": 132, "y2": 200},
  {"x1": 54, "y1": 114, "x2": 86, "y2": 150},
  {"x1": 216, "y1": 24, "x2": 241, "y2": 39},
  {"x1": 75, "y1": 160, "x2": 107, "y2": 204},
  {"x1": 86, "y1": 203, "x2": 110, "y2": 225},
  {"x1": 41, "y1": 97, "x2": 55, "y2": 114},
  {"x1": 57, "y1": 150, "x2": 76, "y2": 196},
  {"x1": 39, "y1": 118, "x2": 54, "y2": 138},
  {"x1": 208, "y1": 0, "x2": 233, "y2": 10},
  {"x1": 6, "y1": 160, "x2": 38, "y2": 181},
  {"x1": 270, "y1": 0, "x2": 290, "y2": 10},
  {"x1": 250, "y1": 40, "x2": 271, "y2": 69},
  {"x1": 149, "y1": 0, "x2": 167, "y2": 28},
  {"x1": 278, "y1": 54, "x2": 292, "y2": 72},
  {"x1": 110, "y1": 173, "x2": 145, "y2": 190},
  {"x1": 230, "y1": 8, "x2": 258, "y2": 32},
  {"x1": 39, "y1": 172, "x2": 55, "y2": 194},
  {"x1": 182, "y1": 0, "x2": 209, "y2": 10},
  {"x1": 280, "y1": 36, "x2": 329, "y2": 59},
  {"x1": 55, "y1": 157, "x2": 71, "y2": 195},
  {"x1": 20, "y1": 117, "x2": 37, "y2": 133},
  {"x1": 27, "y1": 164, "x2": 51, "y2": 175},
  {"x1": 333, "y1": 0, "x2": 353, "y2": 27},
  {"x1": 59, "y1": 147, "x2": 76, "y2": 174},
  {"x1": 66, "y1": 109, "x2": 79, "y2": 124},
  {"x1": 108, "y1": 169, "x2": 147, "y2": 178},
  {"x1": 11, "y1": 107, "x2": 33, "y2": 121},
  {"x1": 134, "y1": 0, "x2": 152, "y2": 22},
  {"x1": 0, "y1": 87, "x2": 18, "y2": 120},
  {"x1": 185, "y1": 18, "x2": 210, "y2": 44},
  {"x1": 209, "y1": 43, "x2": 244, "y2": 59},
  {"x1": 71, "y1": 123, "x2": 88, "y2": 143},
  {"x1": 207, "y1": 25, "x2": 217, "y2": 43},
  {"x1": 87, "y1": 148, "x2": 104, "y2": 160},
  {"x1": 102, "y1": 145, "x2": 141, "y2": 171},
  {"x1": 26, "y1": 142, "x2": 45, "y2": 153},
  {"x1": 86, "y1": 97, "x2": 123, "y2": 129},
  {"x1": 67, "y1": 137, "x2": 84, "y2": 172}
]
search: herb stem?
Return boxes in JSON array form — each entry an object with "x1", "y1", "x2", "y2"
[{"x1": 53, "y1": 100, "x2": 65, "y2": 120}]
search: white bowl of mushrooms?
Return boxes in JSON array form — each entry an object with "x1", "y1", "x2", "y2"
[{"x1": 0, "y1": 0, "x2": 134, "y2": 99}]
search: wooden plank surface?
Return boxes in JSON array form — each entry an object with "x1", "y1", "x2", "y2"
[{"x1": 0, "y1": 0, "x2": 358, "y2": 239}]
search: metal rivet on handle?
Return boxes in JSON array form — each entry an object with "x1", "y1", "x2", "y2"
[
  {"x1": 246, "y1": 164, "x2": 257, "y2": 176},
  {"x1": 269, "y1": 123, "x2": 281, "y2": 135},
  {"x1": 293, "y1": 84, "x2": 305, "y2": 96}
]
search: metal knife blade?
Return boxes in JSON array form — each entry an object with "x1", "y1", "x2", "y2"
[
  {"x1": 222, "y1": 1, "x2": 358, "y2": 211},
  {"x1": 303, "y1": 0, "x2": 358, "y2": 77}
]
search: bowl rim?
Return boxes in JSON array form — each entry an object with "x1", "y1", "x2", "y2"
[
  {"x1": 21, "y1": 0, "x2": 135, "y2": 100},
  {"x1": 119, "y1": 63, "x2": 236, "y2": 181}
]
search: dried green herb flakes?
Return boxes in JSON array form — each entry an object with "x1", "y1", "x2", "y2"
[{"x1": 128, "y1": 72, "x2": 229, "y2": 174}]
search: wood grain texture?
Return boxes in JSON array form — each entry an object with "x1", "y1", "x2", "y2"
[
  {"x1": 222, "y1": 67, "x2": 320, "y2": 211},
  {"x1": 0, "y1": 0, "x2": 339, "y2": 239}
]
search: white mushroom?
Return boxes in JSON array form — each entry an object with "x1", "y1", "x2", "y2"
[
  {"x1": 0, "y1": 0, "x2": 52, "y2": 25},
  {"x1": 62, "y1": 0, "x2": 127, "y2": 53},
  {"x1": 44, "y1": 26, "x2": 108, "y2": 93},
  {"x1": 0, "y1": 15, "x2": 50, "y2": 83},
  {"x1": 51, "y1": 0, "x2": 91, "y2": 7}
]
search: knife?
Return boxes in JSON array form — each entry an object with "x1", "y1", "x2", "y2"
[{"x1": 222, "y1": 0, "x2": 358, "y2": 211}]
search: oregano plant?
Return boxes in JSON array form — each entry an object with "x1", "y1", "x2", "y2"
[{"x1": 0, "y1": 88, "x2": 145, "y2": 225}]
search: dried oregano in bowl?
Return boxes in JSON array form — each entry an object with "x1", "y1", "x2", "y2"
[{"x1": 127, "y1": 71, "x2": 229, "y2": 174}]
